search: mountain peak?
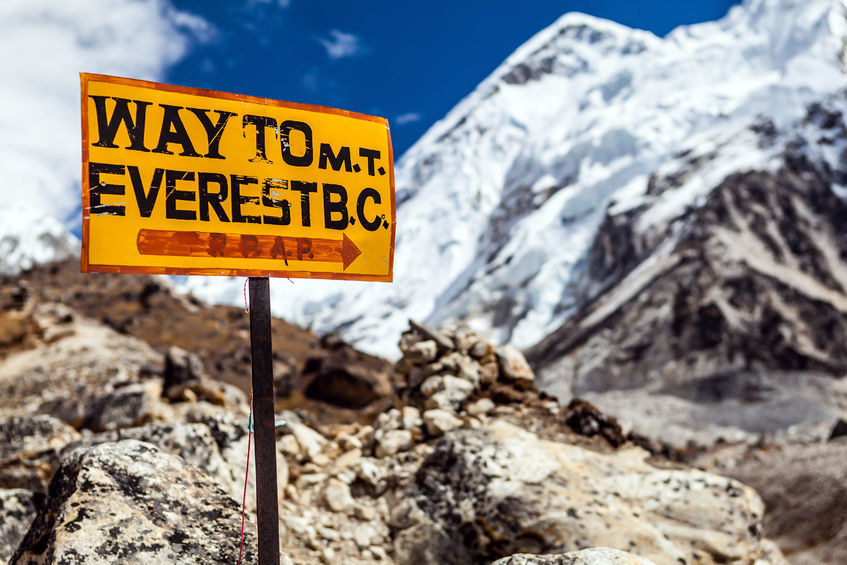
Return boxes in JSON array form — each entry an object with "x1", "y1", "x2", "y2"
[{"x1": 177, "y1": 0, "x2": 847, "y2": 358}]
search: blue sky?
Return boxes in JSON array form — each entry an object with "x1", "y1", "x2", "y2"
[{"x1": 167, "y1": 1, "x2": 740, "y2": 158}]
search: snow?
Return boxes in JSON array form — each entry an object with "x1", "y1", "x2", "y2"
[{"x1": 0, "y1": 204, "x2": 78, "y2": 275}]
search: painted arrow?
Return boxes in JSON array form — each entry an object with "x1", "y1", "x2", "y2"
[{"x1": 136, "y1": 228, "x2": 362, "y2": 270}]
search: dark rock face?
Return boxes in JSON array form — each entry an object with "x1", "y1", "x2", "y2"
[
  {"x1": 164, "y1": 346, "x2": 206, "y2": 390},
  {"x1": 527, "y1": 148, "x2": 847, "y2": 446},
  {"x1": 563, "y1": 398, "x2": 625, "y2": 447},
  {"x1": 62, "y1": 421, "x2": 237, "y2": 497},
  {"x1": 11, "y1": 440, "x2": 256, "y2": 564},
  {"x1": 303, "y1": 333, "x2": 394, "y2": 409},
  {"x1": 304, "y1": 357, "x2": 389, "y2": 409},
  {"x1": 830, "y1": 419, "x2": 847, "y2": 441}
]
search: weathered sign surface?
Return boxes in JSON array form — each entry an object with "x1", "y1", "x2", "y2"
[{"x1": 80, "y1": 73, "x2": 395, "y2": 281}]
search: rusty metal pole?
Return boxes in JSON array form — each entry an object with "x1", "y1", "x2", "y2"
[{"x1": 248, "y1": 277, "x2": 280, "y2": 565}]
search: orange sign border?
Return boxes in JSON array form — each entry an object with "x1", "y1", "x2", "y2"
[{"x1": 80, "y1": 72, "x2": 395, "y2": 282}]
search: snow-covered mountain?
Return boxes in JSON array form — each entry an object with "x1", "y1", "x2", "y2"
[
  {"x1": 0, "y1": 204, "x2": 77, "y2": 275},
  {"x1": 524, "y1": 94, "x2": 847, "y2": 445},
  {"x1": 10, "y1": 0, "x2": 847, "y2": 362},
  {"x1": 0, "y1": 203, "x2": 79, "y2": 275},
  {"x1": 197, "y1": 0, "x2": 847, "y2": 357}
]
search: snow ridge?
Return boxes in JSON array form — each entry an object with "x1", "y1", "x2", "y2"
[{"x1": 183, "y1": 0, "x2": 847, "y2": 358}]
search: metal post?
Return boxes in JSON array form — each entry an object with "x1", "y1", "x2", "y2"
[{"x1": 248, "y1": 277, "x2": 280, "y2": 565}]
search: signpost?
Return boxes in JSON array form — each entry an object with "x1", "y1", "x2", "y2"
[
  {"x1": 80, "y1": 73, "x2": 395, "y2": 563},
  {"x1": 80, "y1": 73, "x2": 394, "y2": 280}
]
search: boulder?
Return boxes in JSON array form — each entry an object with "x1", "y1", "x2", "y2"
[
  {"x1": 41, "y1": 410, "x2": 288, "y2": 531},
  {"x1": 376, "y1": 429, "x2": 413, "y2": 458},
  {"x1": 495, "y1": 345, "x2": 535, "y2": 386},
  {"x1": 0, "y1": 414, "x2": 80, "y2": 492},
  {"x1": 401, "y1": 406, "x2": 423, "y2": 433},
  {"x1": 0, "y1": 488, "x2": 39, "y2": 563},
  {"x1": 405, "y1": 340, "x2": 439, "y2": 365},
  {"x1": 304, "y1": 356, "x2": 392, "y2": 409},
  {"x1": 11, "y1": 440, "x2": 258, "y2": 564},
  {"x1": 324, "y1": 477, "x2": 354, "y2": 513},
  {"x1": 302, "y1": 334, "x2": 394, "y2": 409},
  {"x1": 469, "y1": 340, "x2": 491, "y2": 360},
  {"x1": 703, "y1": 440, "x2": 847, "y2": 564},
  {"x1": 467, "y1": 398, "x2": 495, "y2": 416},
  {"x1": 164, "y1": 346, "x2": 206, "y2": 390},
  {"x1": 564, "y1": 399, "x2": 626, "y2": 448},
  {"x1": 164, "y1": 347, "x2": 248, "y2": 410},
  {"x1": 422, "y1": 375, "x2": 474, "y2": 411},
  {"x1": 76, "y1": 381, "x2": 160, "y2": 432},
  {"x1": 423, "y1": 409, "x2": 463, "y2": 437},
  {"x1": 492, "y1": 548, "x2": 656, "y2": 564},
  {"x1": 63, "y1": 419, "x2": 251, "y2": 499},
  {"x1": 394, "y1": 420, "x2": 767, "y2": 564},
  {"x1": 0, "y1": 316, "x2": 165, "y2": 441},
  {"x1": 287, "y1": 421, "x2": 328, "y2": 462}
]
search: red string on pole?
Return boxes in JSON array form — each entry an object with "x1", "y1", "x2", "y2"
[{"x1": 237, "y1": 393, "x2": 253, "y2": 565}]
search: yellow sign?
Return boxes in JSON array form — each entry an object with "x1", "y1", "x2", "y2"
[{"x1": 80, "y1": 73, "x2": 395, "y2": 281}]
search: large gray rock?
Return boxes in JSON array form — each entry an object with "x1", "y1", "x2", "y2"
[
  {"x1": 0, "y1": 316, "x2": 165, "y2": 431},
  {"x1": 11, "y1": 439, "x2": 258, "y2": 564},
  {"x1": 697, "y1": 439, "x2": 847, "y2": 564},
  {"x1": 0, "y1": 488, "x2": 38, "y2": 563},
  {"x1": 495, "y1": 345, "x2": 535, "y2": 387},
  {"x1": 163, "y1": 347, "x2": 248, "y2": 410},
  {"x1": 40, "y1": 380, "x2": 161, "y2": 433},
  {"x1": 393, "y1": 420, "x2": 769, "y2": 565},
  {"x1": 492, "y1": 548, "x2": 656, "y2": 564},
  {"x1": 0, "y1": 414, "x2": 80, "y2": 492},
  {"x1": 61, "y1": 418, "x2": 257, "y2": 504},
  {"x1": 0, "y1": 415, "x2": 80, "y2": 462}
]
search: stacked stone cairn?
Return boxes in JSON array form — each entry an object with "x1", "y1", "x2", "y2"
[{"x1": 271, "y1": 321, "x2": 545, "y2": 563}]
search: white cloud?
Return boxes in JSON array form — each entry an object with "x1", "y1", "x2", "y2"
[
  {"x1": 0, "y1": 0, "x2": 210, "y2": 227},
  {"x1": 395, "y1": 112, "x2": 422, "y2": 125},
  {"x1": 317, "y1": 30, "x2": 362, "y2": 59}
]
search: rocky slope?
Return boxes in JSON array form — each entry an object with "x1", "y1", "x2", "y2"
[
  {"x1": 5, "y1": 259, "x2": 396, "y2": 422},
  {"x1": 0, "y1": 265, "x2": 788, "y2": 564},
  {"x1": 526, "y1": 102, "x2": 847, "y2": 447},
  {"x1": 0, "y1": 205, "x2": 76, "y2": 277}
]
